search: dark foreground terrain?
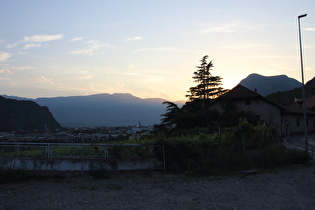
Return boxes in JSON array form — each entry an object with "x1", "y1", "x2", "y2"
[{"x1": 1, "y1": 164, "x2": 315, "y2": 210}]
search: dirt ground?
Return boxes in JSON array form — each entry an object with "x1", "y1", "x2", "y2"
[{"x1": 1, "y1": 163, "x2": 315, "y2": 210}]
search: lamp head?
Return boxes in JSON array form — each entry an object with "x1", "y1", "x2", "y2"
[{"x1": 298, "y1": 14, "x2": 307, "y2": 19}]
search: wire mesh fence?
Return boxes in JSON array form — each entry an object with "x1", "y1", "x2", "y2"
[{"x1": 0, "y1": 143, "x2": 164, "y2": 160}]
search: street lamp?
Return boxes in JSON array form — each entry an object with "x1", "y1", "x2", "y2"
[{"x1": 298, "y1": 14, "x2": 308, "y2": 152}]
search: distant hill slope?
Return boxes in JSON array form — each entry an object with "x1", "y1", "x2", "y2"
[
  {"x1": 31, "y1": 93, "x2": 179, "y2": 127},
  {"x1": 239, "y1": 74, "x2": 302, "y2": 96},
  {"x1": 266, "y1": 86, "x2": 315, "y2": 105},
  {"x1": 0, "y1": 96, "x2": 62, "y2": 131},
  {"x1": 306, "y1": 77, "x2": 315, "y2": 87}
]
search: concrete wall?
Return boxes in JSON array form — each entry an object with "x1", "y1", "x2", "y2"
[
  {"x1": 211, "y1": 98, "x2": 282, "y2": 135},
  {"x1": 282, "y1": 113, "x2": 315, "y2": 136},
  {"x1": 0, "y1": 158, "x2": 164, "y2": 171}
]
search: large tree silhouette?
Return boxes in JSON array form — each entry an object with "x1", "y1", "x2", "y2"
[
  {"x1": 161, "y1": 56, "x2": 226, "y2": 131},
  {"x1": 186, "y1": 55, "x2": 227, "y2": 101}
]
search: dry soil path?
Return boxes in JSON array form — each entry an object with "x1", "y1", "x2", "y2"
[{"x1": 1, "y1": 164, "x2": 315, "y2": 210}]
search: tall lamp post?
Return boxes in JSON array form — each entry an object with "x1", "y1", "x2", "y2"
[{"x1": 298, "y1": 14, "x2": 308, "y2": 152}]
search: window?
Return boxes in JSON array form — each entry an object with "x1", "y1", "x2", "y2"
[{"x1": 245, "y1": 99, "x2": 250, "y2": 105}]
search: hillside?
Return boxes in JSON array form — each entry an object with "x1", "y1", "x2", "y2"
[
  {"x1": 239, "y1": 74, "x2": 302, "y2": 96},
  {"x1": 2, "y1": 93, "x2": 184, "y2": 127},
  {"x1": 266, "y1": 87, "x2": 315, "y2": 105},
  {"x1": 0, "y1": 96, "x2": 62, "y2": 131},
  {"x1": 265, "y1": 79, "x2": 315, "y2": 105},
  {"x1": 33, "y1": 93, "x2": 178, "y2": 127},
  {"x1": 306, "y1": 77, "x2": 315, "y2": 87}
]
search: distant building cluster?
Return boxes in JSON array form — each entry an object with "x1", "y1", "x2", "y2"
[{"x1": 0, "y1": 124, "x2": 154, "y2": 143}]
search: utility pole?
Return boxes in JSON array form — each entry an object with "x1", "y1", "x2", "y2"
[{"x1": 298, "y1": 14, "x2": 308, "y2": 152}]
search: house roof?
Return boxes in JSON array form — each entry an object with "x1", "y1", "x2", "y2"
[
  {"x1": 217, "y1": 84, "x2": 261, "y2": 100},
  {"x1": 214, "y1": 84, "x2": 315, "y2": 115},
  {"x1": 279, "y1": 104, "x2": 315, "y2": 115}
]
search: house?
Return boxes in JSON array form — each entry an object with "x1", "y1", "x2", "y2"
[{"x1": 209, "y1": 84, "x2": 315, "y2": 137}]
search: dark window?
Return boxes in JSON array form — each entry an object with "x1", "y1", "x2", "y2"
[
  {"x1": 245, "y1": 99, "x2": 250, "y2": 105},
  {"x1": 297, "y1": 118, "x2": 300, "y2": 127}
]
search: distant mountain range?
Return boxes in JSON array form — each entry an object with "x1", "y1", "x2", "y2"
[
  {"x1": 33, "y1": 93, "x2": 174, "y2": 127},
  {"x1": 239, "y1": 73, "x2": 302, "y2": 96},
  {"x1": 3, "y1": 73, "x2": 313, "y2": 127},
  {"x1": 2, "y1": 93, "x2": 184, "y2": 127}
]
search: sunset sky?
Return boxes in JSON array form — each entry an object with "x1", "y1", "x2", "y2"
[{"x1": 0, "y1": 0, "x2": 314, "y2": 101}]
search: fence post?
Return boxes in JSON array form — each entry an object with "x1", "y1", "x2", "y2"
[
  {"x1": 162, "y1": 145, "x2": 166, "y2": 172},
  {"x1": 15, "y1": 144, "x2": 20, "y2": 157},
  {"x1": 104, "y1": 147, "x2": 108, "y2": 158},
  {"x1": 47, "y1": 144, "x2": 52, "y2": 158}
]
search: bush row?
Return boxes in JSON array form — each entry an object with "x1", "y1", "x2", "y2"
[{"x1": 160, "y1": 141, "x2": 311, "y2": 176}]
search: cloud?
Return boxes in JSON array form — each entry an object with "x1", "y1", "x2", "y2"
[
  {"x1": 199, "y1": 24, "x2": 237, "y2": 33},
  {"x1": 142, "y1": 76, "x2": 165, "y2": 83},
  {"x1": 0, "y1": 77, "x2": 10, "y2": 80},
  {"x1": 133, "y1": 47, "x2": 204, "y2": 54},
  {"x1": 79, "y1": 74, "x2": 93, "y2": 80},
  {"x1": 11, "y1": 65, "x2": 35, "y2": 70},
  {"x1": 0, "y1": 52, "x2": 11, "y2": 62},
  {"x1": 23, "y1": 43, "x2": 42, "y2": 50},
  {"x1": 198, "y1": 24, "x2": 253, "y2": 34},
  {"x1": 71, "y1": 37, "x2": 84, "y2": 41},
  {"x1": 133, "y1": 47, "x2": 189, "y2": 53},
  {"x1": 6, "y1": 43, "x2": 19, "y2": 49},
  {"x1": 69, "y1": 40, "x2": 111, "y2": 56},
  {"x1": 39, "y1": 76, "x2": 54, "y2": 84},
  {"x1": 78, "y1": 70, "x2": 93, "y2": 80},
  {"x1": 0, "y1": 68, "x2": 13, "y2": 75},
  {"x1": 218, "y1": 43, "x2": 267, "y2": 49},
  {"x1": 6, "y1": 34, "x2": 63, "y2": 49},
  {"x1": 128, "y1": 64, "x2": 135, "y2": 70},
  {"x1": 23, "y1": 34, "x2": 63, "y2": 42},
  {"x1": 125, "y1": 36, "x2": 142, "y2": 41},
  {"x1": 245, "y1": 55, "x2": 294, "y2": 59}
]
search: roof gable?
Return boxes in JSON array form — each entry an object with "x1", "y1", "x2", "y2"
[
  {"x1": 218, "y1": 84, "x2": 261, "y2": 100},
  {"x1": 215, "y1": 84, "x2": 315, "y2": 115}
]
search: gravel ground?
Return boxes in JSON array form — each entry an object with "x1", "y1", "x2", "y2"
[{"x1": 1, "y1": 164, "x2": 315, "y2": 210}]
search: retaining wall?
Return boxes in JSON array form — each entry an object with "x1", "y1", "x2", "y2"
[{"x1": 0, "y1": 158, "x2": 163, "y2": 171}]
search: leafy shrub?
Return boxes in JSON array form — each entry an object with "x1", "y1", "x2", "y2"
[
  {"x1": 158, "y1": 135, "x2": 311, "y2": 176},
  {"x1": 220, "y1": 118, "x2": 276, "y2": 152}
]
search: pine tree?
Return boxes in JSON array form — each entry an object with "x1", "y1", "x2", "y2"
[
  {"x1": 161, "y1": 55, "x2": 227, "y2": 131},
  {"x1": 186, "y1": 55, "x2": 227, "y2": 101},
  {"x1": 161, "y1": 101, "x2": 180, "y2": 126}
]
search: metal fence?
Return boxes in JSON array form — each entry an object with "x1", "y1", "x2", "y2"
[{"x1": 0, "y1": 142, "x2": 165, "y2": 160}]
